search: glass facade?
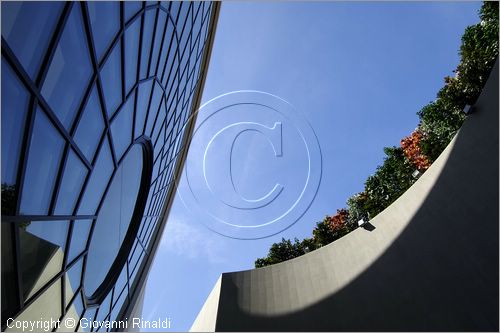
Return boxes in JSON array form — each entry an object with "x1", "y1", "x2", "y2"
[{"x1": 1, "y1": 1, "x2": 218, "y2": 331}]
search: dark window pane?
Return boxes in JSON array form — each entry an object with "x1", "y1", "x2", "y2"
[
  {"x1": 20, "y1": 108, "x2": 65, "y2": 215},
  {"x1": 134, "y1": 80, "x2": 153, "y2": 138},
  {"x1": 87, "y1": 1, "x2": 120, "y2": 61},
  {"x1": 67, "y1": 219, "x2": 92, "y2": 263},
  {"x1": 20, "y1": 220, "x2": 69, "y2": 299},
  {"x1": 125, "y1": 16, "x2": 141, "y2": 95},
  {"x1": 54, "y1": 149, "x2": 88, "y2": 215},
  {"x1": 84, "y1": 145, "x2": 143, "y2": 297},
  {"x1": 77, "y1": 139, "x2": 113, "y2": 215},
  {"x1": 111, "y1": 92, "x2": 134, "y2": 162},
  {"x1": 1, "y1": 223, "x2": 17, "y2": 317},
  {"x1": 1, "y1": 1, "x2": 63, "y2": 79},
  {"x1": 64, "y1": 258, "x2": 83, "y2": 306},
  {"x1": 73, "y1": 85, "x2": 105, "y2": 163},
  {"x1": 101, "y1": 41, "x2": 122, "y2": 117},
  {"x1": 125, "y1": 1, "x2": 142, "y2": 23},
  {"x1": 41, "y1": 4, "x2": 93, "y2": 131},
  {"x1": 1, "y1": 59, "x2": 29, "y2": 191}
]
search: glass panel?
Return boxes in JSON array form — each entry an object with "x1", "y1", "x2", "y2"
[
  {"x1": 73, "y1": 85, "x2": 104, "y2": 163},
  {"x1": 109, "y1": 287, "x2": 127, "y2": 322},
  {"x1": 20, "y1": 108, "x2": 65, "y2": 215},
  {"x1": 168, "y1": 2, "x2": 181, "y2": 22},
  {"x1": 111, "y1": 92, "x2": 134, "y2": 161},
  {"x1": 67, "y1": 219, "x2": 92, "y2": 263},
  {"x1": 128, "y1": 240, "x2": 143, "y2": 272},
  {"x1": 114, "y1": 266, "x2": 128, "y2": 303},
  {"x1": 87, "y1": 1, "x2": 120, "y2": 61},
  {"x1": 176, "y1": 2, "x2": 190, "y2": 33},
  {"x1": 54, "y1": 149, "x2": 88, "y2": 215},
  {"x1": 153, "y1": 116, "x2": 166, "y2": 155},
  {"x1": 79, "y1": 307, "x2": 97, "y2": 332},
  {"x1": 139, "y1": 9, "x2": 156, "y2": 79},
  {"x1": 20, "y1": 221, "x2": 69, "y2": 299},
  {"x1": 64, "y1": 258, "x2": 83, "y2": 306},
  {"x1": 1, "y1": 1, "x2": 63, "y2": 79},
  {"x1": 41, "y1": 4, "x2": 93, "y2": 131},
  {"x1": 101, "y1": 41, "x2": 122, "y2": 117},
  {"x1": 160, "y1": 1, "x2": 171, "y2": 12},
  {"x1": 77, "y1": 139, "x2": 114, "y2": 215},
  {"x1": 164, "y1": 57, "x2": 179, "y2": 94},
  {"x1": 95, "y1": 292, "x2": 112, "y2": 323},
  {"x1": 58, "y1": 293, "x2": 82, "y2": 333},
  {"x1": 179, "y1": 11, "x2": 192, "y2": 56},
  {"x1": 192, "y1": 2, "x2": 203, "y2": 43},
  {"x1": 83, "y1": 145, "x2": 143, "y2": 297},
  {"x1": 149, "y1": 10, "x2": 167, "y2": 77},
  {"x1": 125, "y1": 1, "x2": 142, "y2": 23},
  {"x1": 72, "y1": 291, "x2": 84, "y2": 315},
  {"x1": 158, "y1": 21, "x2": 175, "y2": 79},
  {"x1": 144, "y1": 220, "x2": 158, "y2": 247},
  {"x1": 125, "y1": 16, "x2": 141, "y2": 94},
  {"x1": 134, "y1": 80, "x2": 153, "y2": 138},
  {"x1": 145, "y1": 83, "x2": 163, "y2": 137},
  {"x1": 1, "y1": 223, "x2": 17, "y2": 315},
  {"x1": 129, "y1": 251, "x2": 144, "y2": 287},
  {"x1": 1, "y1": 59, "x2": 29, "y2": 215}
]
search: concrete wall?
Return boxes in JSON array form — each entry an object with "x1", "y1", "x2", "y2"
[
  {"x1": 192, "y1": 60, "x2": 499, "y2": 332},
  {"x1": 190, "y1": 276, "x2": 222, "y2": 331}
]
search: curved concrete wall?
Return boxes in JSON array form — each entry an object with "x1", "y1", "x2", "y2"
[{"x1": 191, "y1": 60, "x2": 499, "y2": 332}]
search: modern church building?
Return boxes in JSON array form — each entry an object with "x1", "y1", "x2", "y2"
[{"x1": 1, "y1": 2, "x2": 219, "y2": 331}]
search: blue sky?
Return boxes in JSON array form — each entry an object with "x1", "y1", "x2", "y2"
[{"x1": 141, "y1": 2, "x2": 481, "y2": 331}]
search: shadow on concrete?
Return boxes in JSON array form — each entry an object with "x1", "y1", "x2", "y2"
[{"x1": 214, "y1": 62, "x2": 499, "y2": 331}]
